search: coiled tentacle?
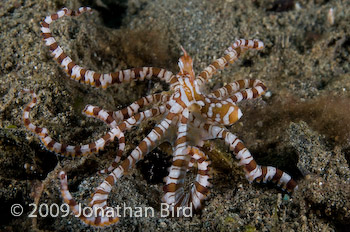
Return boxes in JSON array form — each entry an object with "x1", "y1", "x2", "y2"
[
  {"x1": 162, "y1": 109, "x2": 212, "y2": 213},
  {"x1": 163, "y1": 145, "x2": 211, "y2": 213}
]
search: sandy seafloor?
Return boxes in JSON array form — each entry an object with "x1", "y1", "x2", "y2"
[{"x1": 0, "y1": 0, "x2": 350, "y2": 231}]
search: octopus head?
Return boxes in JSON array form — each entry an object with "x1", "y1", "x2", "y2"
[{"x1": 178, "y1": 46, "x2": 195, "y2": 82}]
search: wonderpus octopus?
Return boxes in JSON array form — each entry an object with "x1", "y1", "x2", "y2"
[{"x1": 21, "y1": 7, "x2": 297, "y2": 227}]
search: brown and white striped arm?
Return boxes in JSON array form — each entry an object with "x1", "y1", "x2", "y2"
[
  {"x1": 111, "y1": 93, "x2": 170, "y2": 122},
  {"x1": 162, "y1": 109, "x2": 211, "y2": 212},
  {"x1": 163, "y1": 146, "x2": 211, "y2": 213},
  {"x1": 82, "y1": 92, "x2": 169, "y2": 127},
  {"x1": 41, "y1": 7, "x2": 175, "y2": 88},
  {"x1": 207, "y1": 125, "x2": 297, "y2": 193},
  {"x1": 59, "y1": 171, "x2": 120, "y2": 226},
  {"x1": 208, "y1": 79, "x2": 267, "y2": 103},
  {"x1": 196, "y1": 39, "x2": 264, "y2": 86},
  {"x1": 82, "y1": 104, "x2": 167, "y2": 173},
  {"x1": 225, "y1": 39, "x2": 264, "y2": 56},
  {"x1": 81, "y1": 105, "x2": 127, "y2": 171},
  {"x1": 187, "y1": 147, "x2": 211, "y2": 210},
  {"x1": 99, "y1": 105, "x2": 167, "y2": 174},
  {"x1": 82, "y1": 105, "x2": 118, "y2": 128},
  {"x1": 162, "y1": 109, "x2": 191, "y2": 209},
  {"x1": 58, "y1": 113, "x2": 174, "y2": 226},
  {"x1": 21, "y1": 89, "x2": 125, "y2": 157}
]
